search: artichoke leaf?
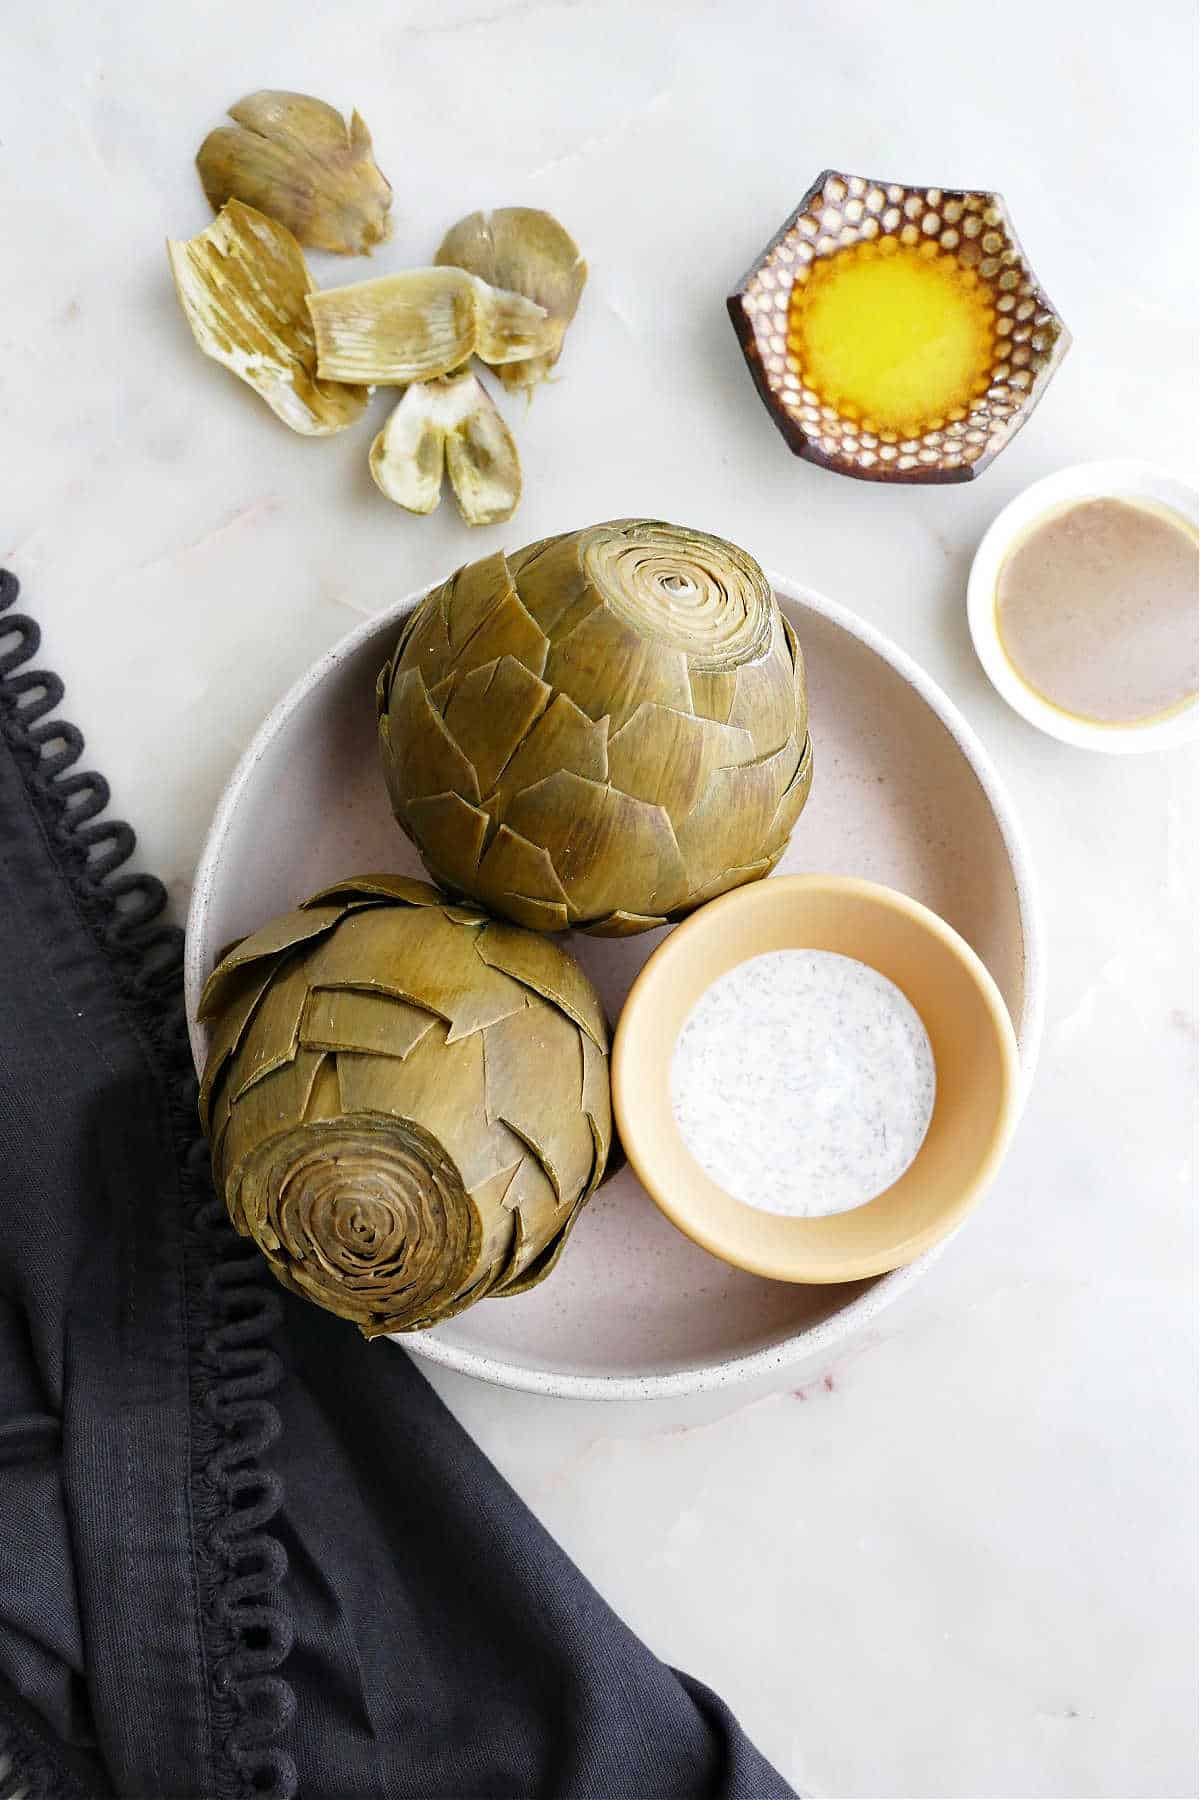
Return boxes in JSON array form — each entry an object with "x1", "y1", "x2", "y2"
[
  {"x1": 476, "y1": 918, "x2": 609, "y2": 1051},
  {"x1": 476, "y1": 826, "x2": 570, "y2": 914},
  {"x1": 675, "y1": 735, "x2": 802, "y2": 896},
  {"x1": 441, "y1": 655, "x2": 551, "y2": 794},
  {"x1": 607, "y1": 703, "x2": 757, "y2": 825},
  {"x1": 220, "y1": 1048, "x2": 327, "y2": 1204},
  {"x1": 504, "y1": 770, "x2": 689, "y2": 923},
  {"x1": 368, "y1": 382, "x2": 446, "y2": 515},
  {"x1": 307, "y1": 268, "x2": 556, "y2": 385},
  {"x1": 482, "y1": 1007, "x2": 595, "y2": 1205},
  {"x1": 305, "y1": 873, "x2": 447, "y2": 911},
  {"x1": 587, "y1": 910, "x2": 670, "y2": 937},
  {"x1": 782, "y1": 615, "x2": 810, "y2": 724},
  {"x1": 499, "y1": 1191, "x2": 588, "y2": 1295},
  {"x1": 302, "y1": 1056, "x2": 343, "y2": 1122},
  {"x1": 226, "y1": 958, "x2": 313, "y2": 1102},
  {"x1": 725, "y1": 617, "x2": 804, "y2": 756},
  {"x1": 199, "y1": 902, "x2": 345, "y2": 1020},
  {"x1": 388, "y1": 669, "x2": 482, "y2": 803},
  {"x1": 443, "y1": 377, "x2": 523, "y2": 526},
  {"x1": 487, "y1": 894, "x2": 571, "y2": 933},
  {"x1": 307, "y1": 904, "x2": 527, "y2": 1042},
  {"x1": 504, "y1": 533, "x2": 599, "y2": 638},
  {"x1": 543, "y1": 603, "x2": 694, "y2": 730},
  {"x1": 682, "y1": 856, "x2": 777, "y2": 914},
  {"x1": 198, "y1": 962, "x2": 276, "y2": 1131},
  {"x1": 480, "y1": 693, "x2": 609, "y2": 823},
  {"x1": 765, "y1": 734, "x2": 815, "y2": 850},
  {"x1": 391, "y1": 590, "x2": 452, "y2": 687},
  {"x1": 443, "y1": 587, "x2": 549, "y2": 683},
  {"x1": 336, "y1": 1030, "x2": 516, "y2": 1215},
  {"x1": 435, "y1": 207, "x2": 586, "y2": 392},
  {"x1": 404, "y1": 792, "x2": 490, "y2": 895},
  {"x1": 197, "y1": 90, "x2": 392, "y2": 256},
  {"x1": 442, "y1": 551, "x2": 516, "y2": 654},
  {"x1": 580, "y1": 1031, "x2": 610, "y2": 1147},
  {"x1": 370, "y1": 368, "x2": 522, "y2": 526},
  {"x1": 300, "y1": 987, "x2": 437, "y2": 1060},
  {"x1": 469, "y1": 1161, "x2": 524, "y2": 1217},
  {"x1": 688, "y1": 667, "x2": 739, "y2": 725},
  {"x1": 167, "y1": 201, "x2": 369, "y2": 435}
]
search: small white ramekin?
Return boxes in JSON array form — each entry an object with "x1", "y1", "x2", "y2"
[{"x1": 967, "y1": 460, "x2": 1198, "y2": 754}]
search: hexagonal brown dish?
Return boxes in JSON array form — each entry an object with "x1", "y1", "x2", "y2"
[{"x1": 728, "y1": 171, "x2": 1070, "y2": 484}]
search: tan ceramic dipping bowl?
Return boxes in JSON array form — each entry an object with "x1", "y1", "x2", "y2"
[{"x1": 612, "y1": 874, "x2": 1021, "y2": 1284}]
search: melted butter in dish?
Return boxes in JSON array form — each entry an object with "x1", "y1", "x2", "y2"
[
  {"x1": 670, "y1": 949, "x2": 936, "y2": 1218},
  {"x1": 995, "y1": 497, "x2": 1199, "y2": 726}
]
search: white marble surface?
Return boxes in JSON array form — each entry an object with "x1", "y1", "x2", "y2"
[{"x1": 4, "y1": 2, "x2": 1197, "y2": 1794}]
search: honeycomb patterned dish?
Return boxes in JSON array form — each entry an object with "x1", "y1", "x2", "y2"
[{"x1": 728, "y1": 171, "x2": 1070, "y2": 484}]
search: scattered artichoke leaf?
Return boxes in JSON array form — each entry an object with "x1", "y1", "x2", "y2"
[
  {"x1": 369, "y1": 382, "x2": 446, "y2": 515},
  {"x1": 307, "y1": 268, "x2": 556, "y2": 384},
  {"x1": 197, "y1": 89, "x2": 392, "y2": 255},
  {"x1": 436, "y1": 207, "x2": 587, "y2": 391},
  {"x1": 370, "y1": 367, "x2": 522, "y2": 526},
  {"x1": 167, "y1": 200, "x2": 369, "y2": 435},
  {"x1": 443, "y1": 377, "x2": 523, "y2": 527}
]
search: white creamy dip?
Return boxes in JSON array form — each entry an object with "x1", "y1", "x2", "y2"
[{"x1": 669, "y1": 949, "x2": 936, "y2": 1217}]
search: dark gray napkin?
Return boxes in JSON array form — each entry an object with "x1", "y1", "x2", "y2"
[{"x1": 0, "y1": 570, "x2": 795, "y2": 1800}]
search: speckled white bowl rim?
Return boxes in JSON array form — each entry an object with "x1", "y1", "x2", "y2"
[
  {"x1": 967, "y1": 459, "x2": 1200, "y2": 754},
  {"x1": 185, "y1": 573, "x2": 1045, "y2": 1402}
]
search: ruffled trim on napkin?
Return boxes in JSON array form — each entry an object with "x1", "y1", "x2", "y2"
[{"x1": 0, "y1": 571, "x2": 296, "y2": 1800}]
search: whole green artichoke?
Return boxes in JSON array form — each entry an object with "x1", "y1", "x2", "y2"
[
  {"x1": 197, "y1": 874, "x2": 611, "y2": 1335},
  {"x1": 377, "y1": 519, "x2": 813, "y2": 934}
]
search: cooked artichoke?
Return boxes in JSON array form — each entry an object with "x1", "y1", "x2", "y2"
[
  {"x1": 435, "y1": 207, "x2": 586, "y2": 391},
  {"x1": 167, "y1": 200, "x2": 369, "y2": 434},
  {"x1": 308, "y1": 268, "x2": 559, "y2": 385},
  {"x1": 377, "y1": 521, "x2": 813, "y2": 934},
  {"x1": 369, "y1": 368, "x2": 522, "y2": 525},
  {"x1": 198, "y1": 874, "x2": 611, "y2": 1335},
  {"x1": 197, "y1": 90, "x2": 392, "y2": 255}
]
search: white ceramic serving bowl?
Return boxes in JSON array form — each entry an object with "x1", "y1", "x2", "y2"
[
  {"x1": 967, "y1": 459, "x2": 1199, "y2": 753},
  {"x1": 185, "y1": 573, "x2": 1045, "y2": 1401}
]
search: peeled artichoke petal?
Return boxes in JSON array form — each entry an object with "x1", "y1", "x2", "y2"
[
  {"x1": 198, "y1": 876, "x2": 611, "y2": 1335},
  {"x1": 167, "y1": 201, "x2": 369, "y2": 435},
  {"x1": 308, "y1": 269, "x2": 556, "y2": 384},
  {"x1": 436, "y1": 207, "x2": 587, "y2": 391},
  {"x1": 369, "y1": 382, "x2": 446, "y2": 516},
  {"x1": 442, "y1": 379, "x2": 522, "y2": 527},
  {"x1": 370, "y1": 368, "x2": 522, "y2": 527},
  {"x1": 197, "y1": 90, "x2": 393, "y2": 256}
]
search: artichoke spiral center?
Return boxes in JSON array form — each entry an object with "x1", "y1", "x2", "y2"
[
  {"x1": 242, "y1": 1116, "x2": 476, "y2": 1330},
  {"x1": 582, "y1": 521, "x2": 773, "y2": 667}
]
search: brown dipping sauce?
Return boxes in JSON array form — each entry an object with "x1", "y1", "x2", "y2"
[{"x1": 995, "y1": 497, "x2": 1199, "y2": 726}]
